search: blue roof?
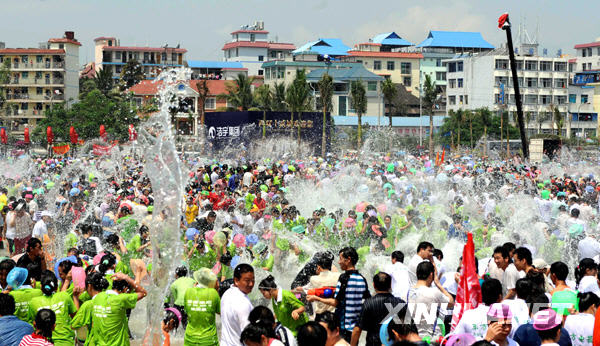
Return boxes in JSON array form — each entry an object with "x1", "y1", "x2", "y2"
[
  {"x1": 292, "y1": 38, "x2": 350, "y2": 56},
  {"x1": 333, "y1": 115, "x2": 446, "y2": 127},
  {"x1": 306, "y1": 65, "x2": 383, "y2": 82},
  {"x1": 186, "y1": 60, "x2": 244, "y2": 69},
  {"x1": 416, "y1": 31, "x2": 494, "y2": 49},
  {"x1": 371, "y1": 32, "x2": 412, "y2": 47}
]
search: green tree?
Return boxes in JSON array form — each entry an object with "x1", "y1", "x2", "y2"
[
  {"x1": 254, "y1": 84, "x2": 272, "y2": 138},
  {"x1": 285, "y1": 69, "x2": 312, "y2": 147},
  {"x1": 350, "y1": 80, "x2": 367, "y2": 148},
  {"x1": 34, "y1": 89, "x2": 138, "y2": 143},
  {"x1": 453, "y1": 109, "x2": 465, "y2": 149},
  {"x1": 317, "y1": 73, "x2": 333, "y2": 157},
  {"x1": 119, "y1": 60, "x2": 144, "y2": 91},
  {"x1": 422, "y1": 74, "x2": 439, "y2": 155},
  {"x1": 79, "y1": 78, "x2": 98, "y2": 100},
  {"x1": 478, "y1": 107, "x2": 493, "y2": 156},
  {"x1": 381, "y1": 78, "x2": 397, "y2": 126},
  {"x1": 551, "y1": 104, "x2": 564, "y2": 137},
  {"x1": 221, "y1": 74, "x2": 254, "y2": 111},
  {"x1": 0, "y1": 60, "x2": 11, "y2": 126},
  {"x1": 272, "y1": 82, "x2": 287, "y2": 111},
  {"x1": 94, "y1": 67, "x2": 114, "y2": 96},
  {"x1": 537, "y1": 111, "x2": 548, "y2": 134}
]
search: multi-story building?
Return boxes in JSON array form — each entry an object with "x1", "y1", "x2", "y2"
[
  {"x1": 445, "y1": 46, "x2": 571, "y2": 136},
  {"x1": 0, "y1": 31, "x2": 80, "y2": 133},
  {"x1": 342, "y1": 32, "x2": 422, "y2": 97},
  {"x1": 567, "y1": 38, "x2": 600, "y2": 138},
  {"x1": 186, "y1": 60, "x2": 248, "y2": 80},
  {"x1": 94, "y1": 37, "x2": 187, "y2": 80},
  {"x1": 222, "y1": 21, "x2": 295, "y2": 77}
]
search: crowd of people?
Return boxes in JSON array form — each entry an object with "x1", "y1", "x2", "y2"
[{"x1": 0, "y1": 152, "x2": 599, "y2": 346}]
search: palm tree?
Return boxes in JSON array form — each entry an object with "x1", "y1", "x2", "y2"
[
  {"x1": 478, "y1": 108, "x2": 492, "y2": 156},
  {"x1": 272, "y1": 82, "x2": 287, "y2": 111},
  {"x1": 453, "y1": 109, "x2": 464, "y2": 149},
  {"x1": 525, "y1": 111, "x2": 532, "y2": 135},
  {"x1": 195, "y1": 79, "x2": 210, "y2": 152},
  {"x1": 221, "y1": 74, "x2": 254, "y2": 111},
  {"x1": 537, "y1": 111, "x2": 548, "y2": 134},
  {"x1": 94, "y1": 67, "x2": 114, "y2": 96},
  {"x1": 422, "y1": 74, "x2": 439, "y2": 156},
  {"x1": 551, "y1": 104, "x2": 564, "y2": 137},
  {"x1": 318, "y1": 73, "x2": 333, "y2": 157},
  {"x1": 465, "y1": 110, "x2": 474, "y2": 150},
  {"x1": 350, "y1": 80, "x2": 367, "y2": 148},
  {"x1": 254, "y1": 84, "x2": 272, "y2": 138},
  {"x1": 285, "y1": 69, "x2": 312, "y2": 148},
  {"x1": 381, "y1": 78, "x2": 397, "y2": 125}
]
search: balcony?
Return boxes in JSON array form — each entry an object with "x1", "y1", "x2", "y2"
[
  {"x1": 10, "y1": 62, "x2": 65, "y2": 70},
  {"x1": 2, "y1": 77, "x2": 64, "y2": 87},
  {"x1": 4, "y1": 108, "x2": 44, "y2": 118}
]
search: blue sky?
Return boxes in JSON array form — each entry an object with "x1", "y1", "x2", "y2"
[{"x1": 3, "y1": 0, "x2": 598, "y2": 66}]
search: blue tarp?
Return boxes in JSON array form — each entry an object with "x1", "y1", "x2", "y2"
[
  {"x1": 416, "y1": 31, "x2": 494, "y2": 49},
  {"x1": 293, "y1": 38, "x2": 350, "y2": 56},
  {"x1": 371, "y1": 32, "x2": 412, "y2": 47}
]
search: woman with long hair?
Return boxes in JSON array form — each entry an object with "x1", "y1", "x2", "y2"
[{"x1": 19, "y1": 308, "x2": 56, "y2": 346}]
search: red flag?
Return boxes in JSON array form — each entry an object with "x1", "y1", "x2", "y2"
[
  {"x1": 498, "y1": 13, "x2": 510, "y2": 29},
  {"x1": 100, "y1": 125, "x2": 106, "y2": 140},
  {"x1": 69, "y1": 126, "x2": 78, "y2": 145},
  {"x1": 46, "y1": 126, "x2": 54, "y2": 145},
  {"x1": 128, "y1": 124, "x2": 137, "y2": 141},
  {"x1": 0, "y1": 128, "x2": 7, "y2": 145},
  {"x1": 24, "y1": 128, "x2": 30, "y2": 144},
  {"x1": 451, "y1": 233, "x2": 482, "y2": 331}
]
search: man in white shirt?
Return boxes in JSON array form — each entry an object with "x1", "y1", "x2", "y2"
[
  {"x1": 453, "y1": 278, "x2": 504, "y2": 340},
  {"x1": 221, "y1": 263, "x2": 255, "y2": 346},
  {"x1": 31, "y1": 211, "x2": 52, "y2": 240},
  {"x1": 578, "y1": 232, "x2": 600, "y2": 261},
  {"x1": 383, "y1": 251, "x2": 411, "y2": 300},
  {"x1": 408, "y1": 241, "x2": 434, "y2": 286},
  {"x1": 493, "y1": 246, "x2": 521, "y2": 299}
]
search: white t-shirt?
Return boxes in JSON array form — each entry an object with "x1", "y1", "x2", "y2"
[
  {"x1": 578, "y1": 236, "x2": 600, "y2": 261},
  {"x1": 563, "y1": 313, "x2": 594, "y2": 346},
  {"x1": 502, "y1": 263, "x2": 521, "y2": 296},
  {"x1": 501, "y1": 298, "x2": 529, "y2": 333},
  {"x1": 384, "y1": 262, "x2": 411, "y2": 300},
  {"x1": 32, "y1": 219, "x2": 48, "y2": 239},
  {"x1": 408, "y1": 254, "x2": 426, "y2": 286},
  {"x1": 453, "y1": 304, "x2": 490, "y2": 339},
  {"x1": 5, "y1": 211, "x2": 16, "y2": 239},
  {"x1": 407, "y1": 285, "x2": 450, "y2": 338},
  {"x1": 242, "y1": 172, "x2": 254, "y2": 187},
  {"x1": 221, "y1": 286, "x2": 253, "y2": 346},
  {"x1": 578, "y1": 275, "x2": 600, "y2": 296}
]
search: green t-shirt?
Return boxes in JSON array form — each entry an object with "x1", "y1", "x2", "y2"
[
  {"x1": 117, "y1": 216, "x2": 138, "y2": 242},
  {"x1": 126, "y1": 235, "x2": 143, "y2": 260},
  {"x1": 90, "y1": 291, "x2": 138, "y2": 346},
  {"x1": 29, "y1": 291, "x2": 76, "y2": 345},
  {"x1": 71, "y1": 299, "x2": 94, "y2": 345},
  {"x1": 10, "y1": 287, "x2": 43, "y2": 323},
  {"x1": 168, "y1": 277, "x2": 196, "y2": 307},
  {"x1": 272, "y1": 289, "x2": 308, "y2": 335},
  {"x1": 183, "y1": 287, "x2": 220, "y2": 346},
  {"x1": 187, "y1": 241, "x2": 216, "y2": 272},
  {"x1": 65, "y1": 232, "x2": 78, "y2": 255}
]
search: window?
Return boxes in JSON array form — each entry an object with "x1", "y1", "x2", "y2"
[
  {"x1": 270, "y1": 51, "x2": 276, "y2": 58},
  {"x1": 436, "y1": 58, "x2": 442, "y2": 67},
  {"x1": 555, "y1": 96, "x2": 567, "y2": 104},
  {"x1": 525, "y1": 95, "x2": 538, "y2": 104},
  {"x1": 161, "y1": 53, "x2": 167, "y2": 61},
  {"x1": 448, "y1": 62, "x2": 456, "y2": 72},
  {"x1": 449, "y1": 96, "x2": 456, "y2": 105},
  {"x1": 115, "y1": 51, "x2": 121, "y2": 59},
  {"x1": 21, "y1": 103, "x2": 28, "y2": 110},
  {"x1": 464, "y1": 95, "x2": 468, "y2": 104},
  {"x1": 457, "y1": 61, "x2": 463, "y2": 72},
  {"x1": 115, "y1": 65, "x2": 122, "y2": 73},
  {"x1": 540, "y1": 61, "x2": 552, "y2": 71},
  {"x1": 582, "y1": 49, "x2": 587, "y2": 57},
  {"x1": 459, "y1": 95, "x2": 463, "y2": 104},
  {"x1": 581, "y1": 94, "x2": 589, "y2": 104},
  {"x1": 258, "y1": 55, "x2": 264, "y2": 62},
  {"x1": 36, "y1": 87, "x2": 42, "y2": 95},
  {"x1": 554, "y1": 62, "x2": 567, "y2": 71},
  {"x1": 588, "y1": 48, "x2": 592, "y2": 56},
  {"x1": 514, "y1": 60, "x2": 523, "y2": 70},
  {"x1": 250, "y1": 34, "x2": 255, "y2": 42},
  {"x1": 36, "y1": 56, "x2": 42, "y2": 63},
  {"x1": 525, "y1": 60, "x2": 538, "y2": 71},
  {"x1": 495, "y1": 76, "x2": 508, "y2": 86},
  {"x1": 554, "y1": 79, "x2": 566, "y2": 88},
  {"x1": 539, "y1": 95, "x2": 551, "y2": 105},
  {"x1": 495, "y1": 59, "x2": 509, "y2": 69},
  {"x1": 373, "y1": 61, "x2": 381, "y2": 70},
  {"x1": 204, "y1": 97, "x2": 216, "y2": 110},
  {"x1": 457, "y1": 78, "x2": 463, "y2": 88},
  {"x1": 235, "y1": 48, "x2": 239, "y2": 57},
  {"x1": 387, "y1": 61, "x2": 394, "y2": 70},
  {"x1": 400, "y1": 62, "x2": 411, "y2": 74},
  {"x1": 367, "y1": 81, "x2": 377, "y2": 91},
  {"x1": 540, "y1": 78, "x2": 552, "y2": 88},
  {"x1": 403, "y1": 77, "x2": 411, "y2": 86},
  {"x1": 21, "y1": 72, "x2": 28, "y2": 79},
  {"x1": 526, "y1": 78, "x2": 537, "y2": 88},
  {"x1": 569, "y1": 94, "x2": 577, "y2": 103},
  {"x1": 258, "y1": 69, "x2": 263, "y2": 76},
  {"x1": 59, "y1": 44, "x2": 64, "y2": 49},
  {"x1": 277, "y1": 67, "x2": 284, "y2": 79},
  {"x1": 436, "y1": 72, "x2": 446, "y2": 81},
  {"x1": 448, "y1": 79, "x2": 456, "y2": 88},
  {"x1": 582, "y1": 63, "x2": 588, "y2": 71}
]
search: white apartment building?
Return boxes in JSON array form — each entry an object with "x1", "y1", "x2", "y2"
[
  {"x1": 222, "y1": 21, "x2": 295, "y2": 77},
  {"x1": 567, "y1": 38, "x2": 600, "y2": 138},
  {"x1": 445, "y1": 47, "x2": 571, "y2": 136}
]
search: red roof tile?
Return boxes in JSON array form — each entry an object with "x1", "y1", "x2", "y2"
[
  {"x1": 0, "y1": 48, "x2": 64, "y2": 55},
  {"x1": 574, "y1": 42, "x2": 600, "y2": 49},
  {"x1": 268, "y1": 42, "x2": 295, "y2": 50},
  {"x1": 48, "y1": 38, "x2": 82, "y2": 46},
  {"x1": 231, "y1": 30, "x2": 269, "y2": 35},
  {"x1": 102, "y1": 46, "x2": 187, "y2": 53},
  {"x1": 347, "y1": 51, "x2": 423, "y2": 59},
  {"x1": 222, "y1": 41, "x2": 269, "y2": 50},
  {"x1": 129, "y1": 79, "x2": 228, "y2": 96}
]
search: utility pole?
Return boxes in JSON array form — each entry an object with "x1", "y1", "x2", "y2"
[{"x1": 499, "y1": 13, "x2": 529, "y2": 159}]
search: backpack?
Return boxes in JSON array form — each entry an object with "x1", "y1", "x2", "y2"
[{"x1": 80, "y1": 238, "x2": 98, "y2": 257}]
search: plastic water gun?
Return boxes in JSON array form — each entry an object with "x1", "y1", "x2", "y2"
[{"x1": 307, "y1": 287, "x2": 336, "y2": 298}]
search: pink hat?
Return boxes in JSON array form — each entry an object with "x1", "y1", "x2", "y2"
[
  {"x1": 532, "y1": 309, "x2": 562, "y2": 331},
  {"x1": 204, "y1": 230, "x2": 216, "y2": 245},
  {"x1": 344, "y1": 217, "x2": 356, "y2": 228},
  {"x1": 445, "y1": 333, "x2": 476, "y2": 346},
  {"x1": 25, "y1": 194, "x2": 33, "y2": 199},
  {"x1": 164, "y1": 307, "x2": 182, "y2": 325},
  {"x1": 487, "y1": 303, "x2": 513, "y2": 320},
  {"x1": 232, "y1": 234, "x2": 246, "y2": 248},
  {"x1": 92, "y1": 252, "x2": 107, "y2": 266}
]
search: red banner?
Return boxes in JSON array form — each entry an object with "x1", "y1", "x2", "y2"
[
  {"x1": 0, "y1": 128, "x2": 7, "y2": 145},
  {"x1": 92, "y1": 143, "x2": 115, "y2": 156},
  {"x1": 24, "y1": 128, "x2": 30, "y2": 144},
  {"x1": 451, "y1": 233, "x2": 482, "y2": 331},
  {"x1": 69, "y1": 126, "x2": 78, "y2": 145},
  {"x1": 52, "y1": 144, "x2": 70, "y2": 155},
  {"x1": 47, "y1": 126, "x2": 54, "y2": 145}
]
